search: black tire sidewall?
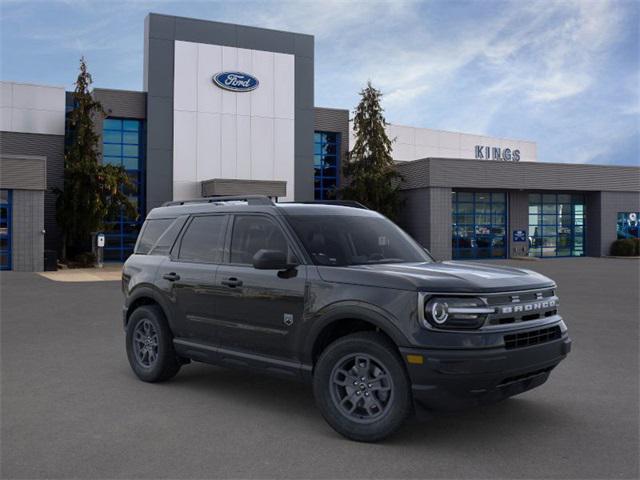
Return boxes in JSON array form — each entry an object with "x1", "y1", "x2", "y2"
[
  {"x1": 313, "y1": 332, "x2": 412, "y2": 442},
  {"x1": 125, "y1": 305, "x2": 180, "y2": 382}
]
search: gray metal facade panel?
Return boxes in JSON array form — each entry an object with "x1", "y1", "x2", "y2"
[
  {"x1": 294, "y1": 106, "x2": 315, "y2": 201},
  {"x1": 293, "y1": 34, "x2": 314, "y2": 59},
  {"x1": 397, "y1": 188, "x2": 429, "y2": 248},
  {"x1": 597, "y1": 191, "x2": 640, "y2": 256},
  {"x1": 175, "y1": 17, "x2": 237, "y2": 46},
  {"x1": 94, "y1": 89, "x2": 147, "y2": 119},
  {"x1": 397, "y1": 187, "x2": 451, "y2": 261},
  {"x1": 314, "y1": 107, "x2": 350, "y2": 186},
  {"x1": 11, "y1": 189, "x2": 44, "y2": 271},
  {"x1": 144, "y1": 13, "x2": 315, "y2": 208},
  {"x1": 146, "y1": 38, "x2": 175, "y2": 99},
  {"x1": 313, "y1": 107, "x2": 349, "y2": 132},
  {"x1": 236, "y1": 25, "x2": 297, "y2": 54},
  {"x1": 508, "y1": 191, "x2": 529, "y2": 257},
  {"x1": 201, "y1": 178, "x2": 287, "y2": 197},
  {"x1": 395, "y1": 160, "x2": 430, "y2": 189},
  {"x1": 428, "y1": 187, "x2": 453, "y2": 260},
  {"x1": 585, "y1": 192, "x2": 602, "y2": 256},
  {"x1": 0, "y1": 155, "x2": 46, "y2": 190},
  {"x1": 0, "y1": 132, "x2": 62, "y2": 252},
  {"x1": 396, "y1": 158, "x2": 640, "y2": 192}
]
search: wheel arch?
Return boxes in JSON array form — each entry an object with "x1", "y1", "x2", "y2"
[
  {"x1": 304, "y1": 303, "x2": 409, "y2": 368},
  {"x1": 125, "y1": 286, "x2": 172, "y2": 328}
]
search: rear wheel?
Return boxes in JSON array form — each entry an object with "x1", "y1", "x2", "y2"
[
  {"x1": 126, "y1": 305, "x2": 181, "y2": 382},
  {"x1": 313, "y1": 332, "x2": 412, "y2": 442}
]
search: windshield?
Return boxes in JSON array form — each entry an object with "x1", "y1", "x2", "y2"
[{"x1": 286, "y1": 214, "x2": 432, "y2": 266}]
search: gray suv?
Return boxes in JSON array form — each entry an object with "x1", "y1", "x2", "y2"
[{"x1": 122, "y1": 195, "x2": 571, "y2": 442}]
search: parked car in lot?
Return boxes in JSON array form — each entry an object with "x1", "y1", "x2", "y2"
[{"x1": 122, "y1": 196, "x2": 571, "y2": 442}]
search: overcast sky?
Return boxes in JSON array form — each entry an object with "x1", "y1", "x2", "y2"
[{"x1": 1, "y1": 0, "x2": 638, "y2": 166}]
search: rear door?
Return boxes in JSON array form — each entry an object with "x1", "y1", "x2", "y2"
[
  {"x1": 159, "y1": 214, "x2": 229, "y2": 344},
  {"x1": 214, "y1": 214, "x2": 307, "y2": 360}
]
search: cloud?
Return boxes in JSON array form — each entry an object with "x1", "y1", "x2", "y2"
[{"x1": 1, "y1": 0, "x2": 637, "y2": 165}]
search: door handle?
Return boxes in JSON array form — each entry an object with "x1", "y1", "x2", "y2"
[
  {"x1": 162, "y1": 272, "x2": 180, "y2": 281},
  {"x1": 221, "y1": 277, "x2": 243, "y2": 288}
]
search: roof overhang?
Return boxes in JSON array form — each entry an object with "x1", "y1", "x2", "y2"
[{"x1": 396, "y1": 158, "x2": 640, "y2": 192}]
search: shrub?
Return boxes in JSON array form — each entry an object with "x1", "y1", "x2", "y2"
[
  {"x1": 72, "y1": 252, "x2": 97, "y2": 268},
  {"x1": 610, "y1": 238, "x2": 640, "y2": 256}
]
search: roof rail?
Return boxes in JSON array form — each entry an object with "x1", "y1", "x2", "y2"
[
  {"x1": 286, "y1": 200, "x2": 369, "y2": 209},
  {"x1": 162, "y1": 195, "x2": 274, "y2": 207}
]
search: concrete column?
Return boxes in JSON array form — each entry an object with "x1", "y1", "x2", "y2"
[
  {"x1": 398, "y1": 187, "x2": 451, "y2": 261},
  {"x1": 509, "y1": 191, "x2": 529, "y2": 258}
]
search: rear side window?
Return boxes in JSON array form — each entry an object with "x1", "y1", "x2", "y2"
[
  {"x1": 149, "y1": 216, "x2": 187, "y2": 255},
  {"x1": 135, "y1": 219, "x2": 174, "y2": 254},
  {"x1": 178, "y1": 215, "x2": 227, "y2": 263}
]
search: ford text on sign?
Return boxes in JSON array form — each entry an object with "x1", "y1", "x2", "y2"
[{"x1": 212, "y1": 72, "x2": 259, "y2": 92}]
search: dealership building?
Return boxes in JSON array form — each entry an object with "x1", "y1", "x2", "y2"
[{"x1": 1, "y1": 13, "x2": 639, "y2": 271}]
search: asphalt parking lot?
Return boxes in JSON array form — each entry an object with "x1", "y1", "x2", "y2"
[{"x1": 1, "y1": 258, "x2": 638, "y2": 479}]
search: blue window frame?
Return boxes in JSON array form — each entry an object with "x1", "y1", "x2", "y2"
[
  {"x1": 528, "y1": 193, "x2": 585, "y2": 257},
  {"x1": 0, "y1": 189, "x2": 12, "y2": 270},
  {"x1": 314, "y1": 131, "x2": 341, "y2": 200},
  {"x1": 102, "y1": 118, "x2": 145, "y2": 262},
  {"x1": 452, "y1": 191, "x2": 507, "y2": 259}
]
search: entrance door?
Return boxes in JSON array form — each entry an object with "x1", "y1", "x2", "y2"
[
  {"x1": 0, "y1": 190, "x2": 12, "y2": 271},
  {"x1": 527, "y1": 193, "x2": 585, "y2": 257}
]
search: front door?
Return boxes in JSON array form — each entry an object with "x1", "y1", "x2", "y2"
[{"x1": 214, "y1": 214, "x2": 307, "y2": 361}]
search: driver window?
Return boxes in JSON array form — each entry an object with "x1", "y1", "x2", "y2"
[{"x1": 230, "y1": 216, "x2": 294, "y2": 265}]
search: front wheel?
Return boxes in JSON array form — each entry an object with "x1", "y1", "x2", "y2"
[
  {"x1": 313, "y1": 332, "x2": 412, "y2": 442},
  {"x1": 126, "y1": 305, "x2": 181, "y2": 382}
]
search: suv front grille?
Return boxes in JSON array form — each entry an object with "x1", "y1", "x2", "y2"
[
  {"x1": 504, "y1": 326, "x2": 561, "y2": 350},
  {"x1": 485, "y1": 289, "x2": 558, "y2": 326}
]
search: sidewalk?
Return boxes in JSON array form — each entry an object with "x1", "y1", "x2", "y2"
[{"x1": 37, "y1": 264, "x2": 122, "y2": 282}]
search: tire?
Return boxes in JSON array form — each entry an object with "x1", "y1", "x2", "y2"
[
  {"x1": 313, "y1": 331, "x2": 412, "y2": 442},
  {"x1": 126, "y1": 305, "x2": 181, "y2": 382}
]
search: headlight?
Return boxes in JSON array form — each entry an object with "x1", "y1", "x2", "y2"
[{"x1": 421, "y1": 297, "x2": 494, "y2": 329}]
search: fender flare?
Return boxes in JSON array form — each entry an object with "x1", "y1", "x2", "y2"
[
  {"x1": 125, "y1": 284, "x2": 174, "y2": 329},
  {"x1": 301, "y1": 301, "x2": 410, "y2": 365}
]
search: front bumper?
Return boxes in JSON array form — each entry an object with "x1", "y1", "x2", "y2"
[{"x1": 400, "y1": 333, "x2": 571, "y2": 411}]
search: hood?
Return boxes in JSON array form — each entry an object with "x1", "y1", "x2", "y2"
[{"x1": 316, "y1": 261, "x2": 555, "y2": 293}]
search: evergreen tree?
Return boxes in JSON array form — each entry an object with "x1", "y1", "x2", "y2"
[
  {"x1": 55, "y1": 57, "x2": 135, "y2": 260},
  {"x1": 340, "y1": 81, "x2": 402, "y2": 219}
]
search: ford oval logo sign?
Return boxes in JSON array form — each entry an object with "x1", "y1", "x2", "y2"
[{"x1": 212, "y1": 72, "x2": 259, "y2": 92}]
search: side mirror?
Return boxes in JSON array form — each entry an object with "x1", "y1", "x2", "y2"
[{"x1": 252, "y1": 249, "x2": 294, "y2": 270}]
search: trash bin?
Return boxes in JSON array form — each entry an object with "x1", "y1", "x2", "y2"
[{"x1": 44, "y1": 250, "x2": 57, "y2": 271}]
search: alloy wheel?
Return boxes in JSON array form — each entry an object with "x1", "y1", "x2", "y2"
[
  {"x1": 329, "y1": 353, "x2": 395, "y2": 424},
  {"x1": 132, "y1": 319, "x2": 159, "y2": 368}
]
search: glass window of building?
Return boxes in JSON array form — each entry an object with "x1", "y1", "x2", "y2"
[
  {"x1": 102, "y1": 118, "x2": 145, "y2": 262},
  {"x1": 314, "y1": 132, "x2": 340, "y2": 200},
  {"x1": 452, "y1": 191, "x2": 507, "y2": 259},
  {"x1": 528, "y1": 193, "x2": 585, "y2": 257},
  {"x1": 616, "y1": 212, "x2": 639, "y2": 239},
  {"x1": 0, "y1": 189, "x2": 12, "y2": 270}
]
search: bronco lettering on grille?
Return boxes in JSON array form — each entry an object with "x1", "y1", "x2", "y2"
[{"x1": 500, "y1": 299, "x2": 556, "y2": 315}]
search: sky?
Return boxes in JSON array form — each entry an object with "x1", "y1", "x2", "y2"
[{"x1": 1, "y1": 0, "x2": 638, "y2": 166}]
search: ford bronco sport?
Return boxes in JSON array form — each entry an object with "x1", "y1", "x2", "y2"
[{"x1": 122, "y1": 195, "x2": 571, "y2": 442}]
